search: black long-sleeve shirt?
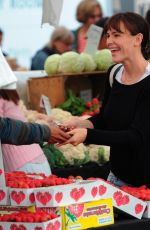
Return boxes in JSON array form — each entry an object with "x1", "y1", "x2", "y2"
[
  {"x1": 86, "y1": 66, "x2": 150, "y2": 187},
  {"x1": 0, "y1": 117, "x2": 50, "y2": 145}
]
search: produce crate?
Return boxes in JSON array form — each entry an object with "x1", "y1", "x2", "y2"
[{"x1": 27, "y1": 71, "x2": 106, "y2": 111}]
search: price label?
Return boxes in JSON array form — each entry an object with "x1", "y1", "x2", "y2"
[
  {"x1": 40, "y1": 95, "x2": 52, "y2": 116},
  {"x1": 85, "y1": 24, "x2": 103, "y2": 55}
]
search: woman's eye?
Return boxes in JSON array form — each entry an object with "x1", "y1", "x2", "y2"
[{"x1": 114, "y1": 33, "x2": 120, "y2": 37}]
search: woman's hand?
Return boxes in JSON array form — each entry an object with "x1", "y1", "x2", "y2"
[
  {"x1": 63, "y1": 128, "x2": 88, "y2": 146},
  {"x1": 63, "y1": 117, "x2": 94, "y2": 129}
]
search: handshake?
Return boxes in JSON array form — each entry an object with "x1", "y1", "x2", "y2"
[
  {"x1": 36, "y1": 113, "x2": 93, "y2": 146},
  {"x1": 47, "y1": 120, "x2": 74, "y2": 145}
]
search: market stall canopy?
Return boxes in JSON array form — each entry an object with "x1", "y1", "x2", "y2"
[{"x1": 42, "y1": 0, "x2": 63, "y2": 27}]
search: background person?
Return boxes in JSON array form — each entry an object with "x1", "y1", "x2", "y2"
[
  {"x1": 31, "y1": 26, "x2": 74, "y2": 70},
  {"x1": 63, "y1": 12, "x2": 150, "y2": 188},
  {"x1": 72, "y1": 0, "x2": 103, "y2": 53},
  {"x1": 0, "y1": 88, "x2": 52, "y2": 174}
]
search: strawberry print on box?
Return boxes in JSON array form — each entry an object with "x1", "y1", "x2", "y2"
[
  {"x1": 89, "y1": 179, "x2": 147, "y2": 219},
  {"x1": 34, "y1": 181, "x2": 103, "y2": 208},
  {"x1": 0, "y1": 187, "x2": 9, "y2": 205},
  {"x1": 0, "y1": 141, "x2": 6, "y2": 188},
  {"x1": 0, "y1": 216, "x2": 61, "y2": 230},
  {"x1": 9, "y1": 188, "x2": 35, "y2": 207}
]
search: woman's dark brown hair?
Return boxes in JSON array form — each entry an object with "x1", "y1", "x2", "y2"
[
  {"x1": 105, "y1": 12, "x2": 150, "y2": 59},
  {"x1": 0, "y1": 89, "x2": 20, "y2": 105}
]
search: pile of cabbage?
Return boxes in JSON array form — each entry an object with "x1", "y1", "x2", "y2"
[{"x1": 44, "y1": 49, "x2": 113, "y2": 75}]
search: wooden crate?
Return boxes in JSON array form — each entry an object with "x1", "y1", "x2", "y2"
[{"x1": 27, "y1": 71, "x2": 107, "y2": 111}]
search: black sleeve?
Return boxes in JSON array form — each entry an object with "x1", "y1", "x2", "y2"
[{"x1": 85, "y1": 86, "x2": 150, "y2": 149}]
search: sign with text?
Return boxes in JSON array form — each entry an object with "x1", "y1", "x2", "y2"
[
  {"x1": 85, "y1": 24, "x2": 103, "y2": 55},
  {"x1": 40, "y1": 95, "x2": 52, "y2": 116}
]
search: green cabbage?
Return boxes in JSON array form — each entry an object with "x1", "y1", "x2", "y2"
[
  {"x1": 44, "y1": 54, "x2": 61, "y2": 75},
  {"x1": 94, "y1": 49, "x2": 112, "y2": 71},
  {"x1": 59, "y1": 51, "x2": 84, "y2": 74},
  {"x1": 80, "y1": 53, "x2": 96, "y2": 72}
]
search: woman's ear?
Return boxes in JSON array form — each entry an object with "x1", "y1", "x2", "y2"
[{"x1": 134, "y1": 33, "x2": 143, "y2": 47}]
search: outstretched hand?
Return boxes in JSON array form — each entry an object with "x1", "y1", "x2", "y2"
[
  {"x1": 62, "y1": 128, "x2": 87, "y2": 146},
  {"x1": 47, "y1": 123, "x2": 70, "y2": 144}
]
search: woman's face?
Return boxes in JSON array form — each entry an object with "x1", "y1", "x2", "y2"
[
  {"x1": 87, "y1": 6, "x2": 102, "y2": 25},
  {"x1": 106, "y1": 22, "x2": 141, "y2": 63}
]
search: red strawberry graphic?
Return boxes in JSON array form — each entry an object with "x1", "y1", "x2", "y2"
[
  {"x1": 36, "y1": 192, "x2": 52, "y2": 206},
  {"x1": 54, "y1": 221, "x2": 60, "y2": 230},
  {"x1": 91, "y1": 187, "x2": 98, "y2": 198},
  {"x1": 79, "y1": 188, "x2": 85, "y2": 197},
  {"x1": 0, "y1": 169, "x2": 2, "y2": 176},
  {"x1": 68, "y1": 203, "x2": 84, "y2": 218},
  {"x1": 113, "y1": 191, "x2": 122, "y2": 200},
  {"x1": 55, "y1": 192, "x2": 63, "y2": 203},
  {"x1": 99, "y1": 185, "x2": 107, "y2": 196},
  {"x1": 0, "y1": 190, "x2": 5, "y2": 202},
  {"x1": 0, "y1": 225, "x2": 3, "y2": 230},
  {"x1": 46, "y1": 223, "x2": 54, "y2": 230},
  {"x1": 29, "y1": 193, "x2": 35, "y2": 203},
  {"x1": 10, "y1": 191, "x2": 25, "y2": 205},
  {"x1": 116, "y1": 195, "x2": 123, "y2": 206},
  {"x1": 10, "y1": 224, "x2": 27, "y2": 230},
  {"x1": 34, "y1": 227, "x2": 43, "y2": 230},
  {"x1": 121, "y1": 195, "x2": 130, "y2": 205},
  {"x1": 113, "y1": 191, "x2": 130, "y2": 206},
  {"x1": 135, "y1": 203, "x2": 144, "y2": 214},
  {"x1": 70, "y1": 187, "x2": 85, "y2": 201}
]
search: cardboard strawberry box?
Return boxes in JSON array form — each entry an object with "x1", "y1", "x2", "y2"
[
  {"x1": 34, "y1": 180, "x2": 104, "y2": 208},
  {"x1": 9, "y1": 188, "x2": 35, "y2": 207},
  {"x1": 87, "y1": 179, "x2": 147, "y2": 219},
  {"x1": 0, "y1": 216, "x2": 61, "y2": 230},
  {"x1": 60, "y1": 199, "x2": 114, "y2": 230}
]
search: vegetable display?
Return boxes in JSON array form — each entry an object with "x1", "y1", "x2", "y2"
[{"x1": 44, "y1": 49, "x2": 113, "y2": 75}]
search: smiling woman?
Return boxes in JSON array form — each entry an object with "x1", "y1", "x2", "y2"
[{"x1": 62, "y1": 12, "x2": 150, "y2": 188}]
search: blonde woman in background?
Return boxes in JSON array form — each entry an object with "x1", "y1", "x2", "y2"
[{"x1": 72, "y1": 0, "x2": 103, "y2": 53}]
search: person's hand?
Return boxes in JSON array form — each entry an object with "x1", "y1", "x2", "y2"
[
  {"x1": 62, "y1": 117, "x2": 81, "y2": 129},
  {"x1": 62, "y1": 128, "x2": 87, "y2": 146},
  {"x1": 63, "y1": 117, "x2": 93, "y2": 129},
  {"x1": 47, "y1": 123, "x2": 70, "y2": 144}
]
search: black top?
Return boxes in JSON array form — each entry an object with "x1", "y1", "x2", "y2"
[{"x1": 86, "y1": 65, "x2": 150, "y2": 187}]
